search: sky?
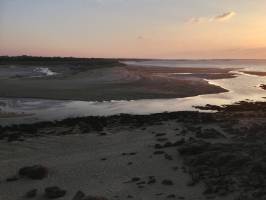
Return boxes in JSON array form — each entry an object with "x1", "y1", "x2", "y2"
[{"x1": 1, "y1": 0, "x2": 266, "y2": 59}]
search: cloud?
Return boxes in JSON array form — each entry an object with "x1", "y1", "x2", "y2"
[
  {"x1": 214, "y1": 11, "x2": 236, "y2": 21},
  {"x1": 188, "y1": 11, "x2": 236, "y2": 24}
]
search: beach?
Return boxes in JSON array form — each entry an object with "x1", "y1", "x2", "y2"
[{"x1": 1, "y1": 102, "x2": 266, "y2": 200}]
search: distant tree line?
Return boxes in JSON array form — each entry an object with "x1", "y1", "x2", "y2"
[{"x1": 0, "y1": 55, "x2": 122, "y2": 67}]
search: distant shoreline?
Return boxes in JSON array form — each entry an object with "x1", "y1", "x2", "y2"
[{"x1": 0, "y1": 61, "x2": 233, "y2": 102}]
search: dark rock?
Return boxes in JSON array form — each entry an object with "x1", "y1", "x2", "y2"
[
  {"x1": 99, "y1": 132, "x2": 107, "y2": 136},
  {"x1": 6, "y1": 175, "x2": 19, "y2": 182},
  {"x1": 164, "y1": 154, "x2": 173, "y2": 160},
  {"x1": 72, "y1": 191, "x2": 86, "y2": 200},
  {"x1": 147, "y1": 177, "x2": 156, "y2": 184},
  {"x1": 25, "y1": 189, "x2": 37, "y2": 198},
  {"x1": 131, "y1": 177, "x2": 141, "y2": 182},
  {"x1": 162, "y1": 179, "x2": 174, "y2": 186},
  {"x1": 167, "y1": 194, "x2": 176, "y2": 198},
  {"x1": 178, "y1": 140, "x2": 210, "y2": 155},
  {"x1": 154, "y1": 144, "x2": 163, "y2": 149},
  {"x1": 136, "y1": 181, "x2": 146, "y2": 185},
  {"x1": 83, "y1": 196, "x2": 108, "y2": 200},
  {"x1": 157, "y1": 138, "x2": 168, "y2": 142},
  {"x1": 153, "y1": 151, "x2": 165, "y2": 155},
  {"x1": 155, "y1": 133, "x2": 166, "y2": 137},
  {"x1": 196, "y1": 128, "x2": 225, "y2": 139},
  {"x1": 7, "y1": 132, "x2": 21, "y2": 142},
  {"x1": 172, "y1": 166, "x2": 179, "y2": 171},
  {"x1": 18, "y1": 165, "x2": 48, "y2": 180},
  {"x1": 44, "y1": 186, "x2": 66, "y2": 199}
]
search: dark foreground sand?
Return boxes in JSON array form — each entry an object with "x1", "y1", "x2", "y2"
[
  {"x1": 0, "y1": 64, "x2": 236, "y2": 101},
  {"x1": 1, "y1": 101, "x2": 266, "y2": 200}
]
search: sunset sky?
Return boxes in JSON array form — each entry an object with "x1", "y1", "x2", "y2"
[{"x1": 1, "y1": 0, "x2": 266, "y2": 59}]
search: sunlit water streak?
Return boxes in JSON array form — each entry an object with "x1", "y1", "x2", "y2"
[{"x1": 1, "y1": 60, "x2": 266, "y2": 125}]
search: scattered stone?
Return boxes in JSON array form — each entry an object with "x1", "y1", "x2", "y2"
[
  {"x1": 157, "y1": 138, "x2": 168, "y2": 142},
  {"x1": 147, "y1": 176, "x2": 156, "y2": 184},
  {"x1": 153, "y1": 151, "x2": 165, "y2": 155},
  {"x1": 44, "y1": 186, "x2": 66, "y2": 199},
  {"x1": 136, "y1": 181, "x2": 146, "y2": 185},
  {"x1": 72, "y1": 191, "x2": 86, "y2": 200},
  {"x1": 162, "y1": 179, "x2": 174, "y2": 186},
  {"x1": 18, "y1": 165, "x2": 48, "y2": 180},
  {"x1": 154, "y1": 144, "x2": 163, "y2": 149},
  {"x1": 167, "y1": 194, "x2": 176, "y2": 198},
  {"x1": 122, "y1": 152, "x2": 137, "y2": 156},
  {"x1": 6, "y1": 175, "x2": 19, "y2": 182},
  {"x1": 25, "y1": 189, "x2": 37, "y2": 198},
  {"x1": 164, "y1": 153, "x2": 173, "y2": 160},
  {"x1": 99, "y1": 132, "x2": 107, "y2": 136},
  {"x1": 155, "y1": 133, "x2": 166, "y2": 137},
  {"x1": 7, "y1": 132, "x2": 21, "y2": 142},
  {"x1": 131, "y1": 177, "x2": 141, "y2": 182},
  {"x1": 84, "y1": 196, "x2": 108, "y2": 200},
  {"x1": 196, "y1": 128, "x2": 225, "y2": 139},
  {"x1": 172, "y1": 166, "x2": 179, "y2": 171}
]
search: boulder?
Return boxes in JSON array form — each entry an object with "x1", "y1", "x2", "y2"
[
  {"x1": 45, "y1": 186, "x2": 66, "y2": 199},
  {"x1": 72, "y1": 191, "x2": 86, "y2": 200},
  {"x1": 161, "y1": 179, "x2": 174, "y2": 186},
  {"x1": 25, "y1": 189, "x2": 37, "y2": 198},
  {"x1": 83, "y1": 196, "x2": 108, "y2": 200},
  {"x1": 18, "y1": 165, "x2": 48, "y2": 180}
]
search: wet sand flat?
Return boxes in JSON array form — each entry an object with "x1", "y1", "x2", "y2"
[
  {"x1": 0, "y1": 65, "x2": 236, "y2": 101},
  {"x1": 240, "y1": 71, "x2": 266, "y2": 76}
]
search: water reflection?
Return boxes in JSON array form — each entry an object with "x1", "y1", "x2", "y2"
[{"x1": 0, "y1": 70, "x2": 266, "y2": 126}]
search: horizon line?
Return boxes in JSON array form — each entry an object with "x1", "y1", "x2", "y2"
[{"x1": 1, "y1": 55, "x2": 266, "y2": 61}]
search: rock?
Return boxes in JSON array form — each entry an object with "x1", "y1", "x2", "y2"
[
  {"x1": 178, "y1": 140, "x2": 210, "y2": 155},
  {"x1": 167, "y1": 194, "x2": 176, "y2": 198},
  {"x1": 83, "y1": 196, "x2": 108, "y2": 200},
  {"x1": 6, "y1": 175, "x2": 19, "y2": 182},
  {"x1": 154, "y1": 144, "x2": 163, "y2": 149},
  {"x1": 44, "y1": 186, "x2": 66, "y2": 199},
  {"x1": 164, "y1": 154, "x2": 173, "y2": 160},
  {"x1": 162, "y1": 179, "x2": 174, "y2": 186},
  {"x1": 72, "y1": 191, "x2": 86, "y2": 200},
  {"x1": 173, "y1": 138, "x2": 185, "y2": 146},
  {"x1": 7, "y1": 132, "x2": 21, "y2": 142},
  {"x1": 155, "y1": 133, "x2": 166, "y2": 137},
  {"x1": 25, "y1": 189, "x2": 37, "y2": 198},
  {"x1": 147, "y1": 176, "x2": 156, "y2": 184},
  {"x1": 153, "y1": 151, "x2": 165, "y2": 155},
  {"x1": 131, "y1": 177, "x2": 141, "y2": 182},
  {"x1": 136, "y1": 181, "x2": 146, "y2": 185},
  {"x1": 18, "y1": 165, "x2": 48, "y2": 180},
  {"x1": 196, "y1": 128, "x2": 225, "y2": 139}
]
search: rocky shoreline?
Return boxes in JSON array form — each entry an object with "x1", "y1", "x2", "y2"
[{"x1": 2, "y1": 101, "x2": 266, "y2": 199}]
